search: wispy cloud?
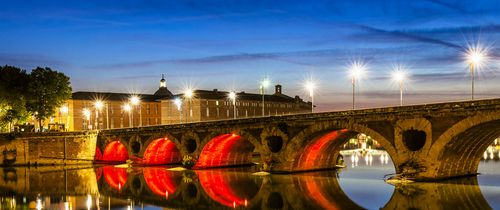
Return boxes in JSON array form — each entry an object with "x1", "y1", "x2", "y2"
[{"x1": 350, "y1": 25, "x2": 462, "y2": 50}]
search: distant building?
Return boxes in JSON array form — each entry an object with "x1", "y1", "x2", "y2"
[
  {"x1": 62, "y1": 75, "x2": 171, "y2": 131},
  {"x1": 160, "y1": 82, "x2": 312, "y2": 124},
  {"x1": 59, "y1": 75, "x2": 311, "y2": 130}
]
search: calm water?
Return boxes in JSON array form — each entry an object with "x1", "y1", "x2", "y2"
[{"x1": 1, "y1": 151, "x2": 500, "y2": 210}]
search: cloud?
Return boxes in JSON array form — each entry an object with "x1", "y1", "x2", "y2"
[{"x1": 350, "y1": 25, "x2": 462, "y2": 50}]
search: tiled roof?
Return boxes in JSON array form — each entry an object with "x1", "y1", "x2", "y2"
[
  {"x1": 71, "y1": 91, "x2": 159, "y2": 102},
  {"x1": 162, "y1": 89, "x2": 307, "y2": 104}
]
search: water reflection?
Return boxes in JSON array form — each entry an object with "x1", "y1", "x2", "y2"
[{"x1": 0, "y1": 163, "x2": 496, "y2": 209}]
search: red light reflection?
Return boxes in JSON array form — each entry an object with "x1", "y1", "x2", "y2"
[
  {"x1": 101, "y1": 140, "x2": 129, "y2": 163},
  {"x1": 197, "y1": 170, "x2": 247, "y2": 207},
  {"x1": 194, "y1": 134, "x2": 253, "y2": 169},
  {"x1": 103, "y1": 166, "x2": 127, "y2": 191},
  {"x1": 294, "y1": 129, "x2": 349, "y2": 170},
  {"x1": 143, "y1": 168, "x2": 178, "y2": 197},
  {"x1": 142, "y1": 138, "x2": 181, "y2": 165}
]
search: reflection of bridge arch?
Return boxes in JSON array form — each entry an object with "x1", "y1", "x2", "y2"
[
  {"x1": 143, "y1": 167, "x2": 180, "y2": 197},
  {"x1": 101, "y1": 166, "x2": 128, "y2": 191},
  {"x1": 382, "y1": 177, "x2": 491, "y2": 209},
  {"x1": 279, "y1": 121, "x2": 397, "y2": 172},
  {"x1": 196, "y1": 170, "x2": 258, "y2": 208}
]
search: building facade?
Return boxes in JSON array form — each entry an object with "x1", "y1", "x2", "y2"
[
  {"x1": 58, "y1": 75, "x2": 311, "y2": 130},
  {"x1": 161, "y1": 84, "x2": 312, "y2": 125},
  {"x1": 62, "y1": 75, "x2": 172, "y2": 131}
]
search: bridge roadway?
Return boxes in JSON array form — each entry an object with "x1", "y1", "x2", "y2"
[{"x1": 95, "y1": 98, "x2": 500, "y2": 181}]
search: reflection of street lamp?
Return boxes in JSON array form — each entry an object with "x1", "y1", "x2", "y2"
[
  {"x1": 122, "y1": 103, "x2": 132, "y2": 127},
  {"x1": 260, "y1": 79, "x2": 270, "y2": 116},
  {"x1": 94, "y1": 100, "x2": 103, "y2": 130},
  {"x1": 228, "y1": 91, "x2": 237, "y2": 119},
  {"x1": 349, "y1": 61, "x2": 366, "y2": 110},
  {"x1": 83, "y1": 108, "x2": 91, "y2": 130},
  {"x1": 391, "y1": 68, "x2": 407, "y2": 106},
  {"x1": 184, "y1": 89, "x2": 194, "y2": 122},
  {"x1": 305, "y1": 81, "x2": 316, "y2": 113},
  {"x1": 129, "y1": 96, "x2": 141, "y2": 127},
  {"x1": 465, "y1": 46, "x2": 488, "y2": 100},
  {"x1": 174, "y1": 98, "x2": 182, "y2": 123}
]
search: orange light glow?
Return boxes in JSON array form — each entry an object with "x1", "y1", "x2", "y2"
[{"x1": 142, "y1": 138, "x2": 181, "y2": 165}]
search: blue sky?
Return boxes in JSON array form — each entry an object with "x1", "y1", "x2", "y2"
[{"x1": 1, "y1": 0, "x2": 500, "y2": 111}]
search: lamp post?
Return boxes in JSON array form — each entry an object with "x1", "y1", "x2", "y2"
[
  {"x1": 260, "y1": 79, "x2": 270, "y2": 116},
  {"x1": 349, "y1": 61, "x2": 366, "y2": 110},
  {"x1": 184, "y1": 89, "x2": 194, "y2": 122},
  {"x1": 305, "y1": 81, "x2": 316, "y2": 113},
  {"x1": 174, "y1": 98, "x2": 182, "y2": 123},
  {"x1": 392, "y1": 68, "x2": 407, "y2": 106},
  {"x1": 465, "y1": 46, "x2": 487, "y2": 100},
  {"x1": 122, "y1": 103, "x2": 132, "y2": 127},
  {"x1": 60, "y1": 105, "x2": 69, "y2": 131},
  {"x1": 94, "y1": 100, "x2": 104, "y2": 130},
  {"x1": 130, "y1": 96, "x2": 141, "y2": 127},
  {"x1": 228, "y1": 91, "x2": 237, "y2": 119},
  {"x1": 83, "y1": 108, "x2": 91, "y2": 130}
]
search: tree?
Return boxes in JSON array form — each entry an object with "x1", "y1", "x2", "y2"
[
  {"x1": 0, "y1": 66, "x2": 30, "y2": 132},
  {"x1": 26, "y1": 67, "x2": 72, "y2": 131}
]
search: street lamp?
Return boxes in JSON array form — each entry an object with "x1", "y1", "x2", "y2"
[
  {"x1": 174, "y1": 98, "x2": 182, "y2": 123},
  {"x1": 305, "y1": 81, "x2": 316, "y2": 113},
  {"x1": 391, "y1": 68, "x2": 407, "y2": 106},
  {"x1": 82, "y1": 108, "x2": 91, "y2": 130},
  {"x1": 60, "y1": 105, "x2": 69, "y2": 131},
  {"x1": 94, "y1": 100, "x2": 103, "y2": 130},
  {"x1": 349, "y1": 61, "x2": 366, "y2": 110},
  {"x1": 184, "y1": 89, "x2": 194, "y2": 122},
  {"x1": 260, "y1": 78, "x2": 270, "y2": 116},
  {"x1": 228, "y1": 91, "x2": 237, "y2": 119},
  {"x1": 465, "y1": 46, "x2": 488, "y2": 100},
  {"x1": 122, "y1": 103, "x2": 132, "y2": 127},
  {"x1": 129, "y1": 96, "x2": 141, "y2": 127}
]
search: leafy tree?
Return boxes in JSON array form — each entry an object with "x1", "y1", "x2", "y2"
[
  {"x1": 0, "y1": 66, "x2": 30, "y2": 131},
  {"x1": 26, "y1": 67, "x2": 72, "y2": 130}
]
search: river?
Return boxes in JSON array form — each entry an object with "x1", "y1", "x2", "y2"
[{"x1": 0, "y1": 151, "x2": 499, "y2": 209}]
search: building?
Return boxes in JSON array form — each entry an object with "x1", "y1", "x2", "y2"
[
  {"x1": 58, "y1": 75, "x2": 311, "y2": 130},
  {"x1": 62, "y1": 75, "x2": 172, "y2": 131},
  {"x1": 160, "y1": 84, "x2": 312, "y2": 124}
]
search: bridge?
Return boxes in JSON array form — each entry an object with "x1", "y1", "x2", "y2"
[
  {"x1": 94, "y1": 98, "x2": 500, "y2": 181},
  {"x1": 2, "y1": 98, "x2": 500, "y2": 181}
]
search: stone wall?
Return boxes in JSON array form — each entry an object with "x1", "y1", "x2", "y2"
[{"x1": 0, "y1": 131, "x2": 98, "y2": 166}]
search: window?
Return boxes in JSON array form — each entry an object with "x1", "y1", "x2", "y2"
[
  {"x1": 206, "y1": 107, "x2": 210, "y2": 117},
  {"x1": 216, "y1": 101, "x2": 219, "y2": 106}
]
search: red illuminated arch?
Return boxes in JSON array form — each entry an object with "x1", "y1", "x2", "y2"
[
  {"x1": 293, "y1": 129, "x2": 352, "y2": 171},
  {"x1": 142, "y1": 138, "x2": 181, "y2": 165},
  {"x1": 143, "y1": 168, "x2": 179, "y2": 198},
  {"x1": 103, "y1": 166, "x2": 127, "y2": 191},
  {"x1": 102, "y1": 140, "x2": 129, "y2": 163},
  {"x1": 197, "y1": 170, "x2": 249, "y2": 208},
  {"x1": 194, "y1": 134, "x2": 254, "y2": 169}
]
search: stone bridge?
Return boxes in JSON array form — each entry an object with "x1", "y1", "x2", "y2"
[{"x1": 95, "y1": 98, "x2": 500, "y2": 181}]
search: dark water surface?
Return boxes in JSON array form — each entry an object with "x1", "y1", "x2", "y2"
[{"x1": 1, "y1": 152, "x2": 500, "y2": 209}]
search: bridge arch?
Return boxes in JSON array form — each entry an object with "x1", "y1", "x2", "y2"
[
  {"x1": 194, "y1": 129, "x2": 261, "y2": 169},
  {"x1": 101, "y1": 140, "x2": 130, "y2": 163},
  {"x1": 280, "y1": 121, "x2": 397, "y2": 172},
  {"x1": 141, "y1": 137, "x2": 182, "y2": 165},
  {"x1": 427, "y1": 112, "x2": 500, "y2": 179}
]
